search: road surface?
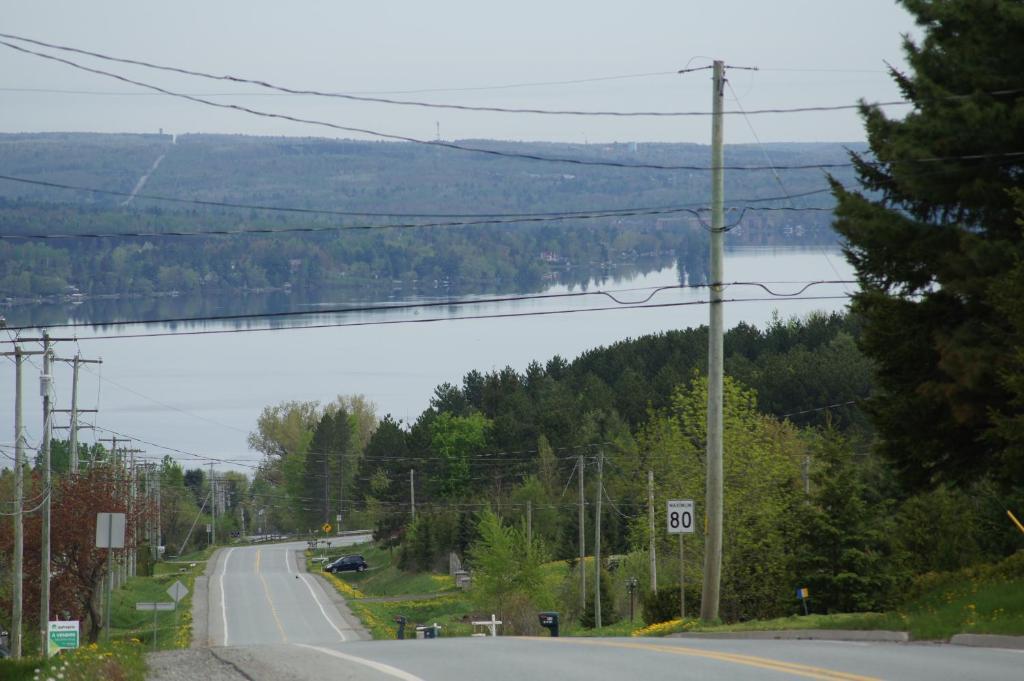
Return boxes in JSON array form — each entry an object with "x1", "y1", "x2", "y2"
[
  {"x1": 208, "y1": 537, "x2": 368, "y2": 647},
  {"x1": 192, "y1": 541, "x2": 1023, "y2": 681}
]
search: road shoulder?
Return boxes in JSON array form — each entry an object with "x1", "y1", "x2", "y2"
[
  {"x1": 950, "y1": 633, "x2": 1024, "y2": 649},
  {"x1": 299, "y1": 548, "x2": 373, "y2": 641},
  {"x1": 668, "y1": 629, "x2": 909, "y2": 642},
  {"x1": 192, "y1": 547, "x2": 225, "y2": 648}
]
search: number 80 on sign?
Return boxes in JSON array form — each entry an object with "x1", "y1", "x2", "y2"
[{"x1": 666, "y1": 499, "x2": 694, "y2": 534}]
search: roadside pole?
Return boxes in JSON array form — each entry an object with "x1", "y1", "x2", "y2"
[
  {"x1": 701, "y1": 58, "x2": 726, "y2": 624},
  {"x1": 593, "y1": 450, "x2": 603, "y2": 629},
  {"x1": 38, "y1": 332, "x2": 52, "y2": 656},
  {"x1": 409, "y1": 469, "x2": 416, "y2": 520},
  {"x1": 648, "y1": 470, "x2": 657, "y2": 592},
  {"x1": 577, "y1": 454, "x2": 585, "y2": 613},
  {"x1": 668, "y1": 499, "x2": 695, "y2": 622}
]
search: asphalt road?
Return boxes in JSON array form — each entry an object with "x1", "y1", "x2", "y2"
[
  {"x1": 209, "y1": 536, "x2": 369, "y2": 647},
  {"x1": 202, "y1": 542, "x2": 1023, "y2": 680}
]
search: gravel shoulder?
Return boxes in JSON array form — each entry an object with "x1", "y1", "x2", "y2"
[{"x1": 146, "y1": 649, "x2": 253, "y2": 681}]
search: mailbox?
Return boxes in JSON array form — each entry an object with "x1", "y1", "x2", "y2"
[
  {"x1": 538, "y1": 611, "x2": 559, "y2": 637},
  {"x1": 415, "y1": 623, "x2": 441, "y2": 639},
  {"x1": 394, "y1": 615, "x2": 407, "y2": 640}
]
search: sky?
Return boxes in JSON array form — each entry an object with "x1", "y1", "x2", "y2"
[{"x1": 0, "y1": 0, "x2": 919, "y2": 144}]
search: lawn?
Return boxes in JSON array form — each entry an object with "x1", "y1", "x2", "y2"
[
  {"x1": 629, "y1": 551, "x2": 1024, "y2": 640},
  {"x1": 307, "y1": 542, "x2": 457, "y2": 597}
]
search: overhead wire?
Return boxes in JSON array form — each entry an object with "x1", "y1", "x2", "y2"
[
  {"x1": 0, "y1": 39, "x2": 860, "y2": 173},
  {"x1": 0, "y1": 33, "x2": 915, "y2": 118},
  {"x1": 2, "y1": 279, "x2": 854, "y2": 332},
  {"x1": 726, "y1": 78, "x2": 851, "y2": 289},
  {"x1": 0, "y1": 174, "x2": 842, "y2": 241}
]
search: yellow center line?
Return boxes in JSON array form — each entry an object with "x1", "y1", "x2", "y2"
[
  {"x1": 256, "y1": 548, "x2": 288, "y2": 643},
  {"x1": 524, "y1": 637, "x2": 883, "y2": 681}
]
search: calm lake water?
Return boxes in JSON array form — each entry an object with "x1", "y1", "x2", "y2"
[{"x1": 3, "y1": 247, "x2": 854, "y2": 471}]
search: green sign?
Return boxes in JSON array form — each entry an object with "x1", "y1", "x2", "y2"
[{"x1": 48, "y1": 620, "x2": 80, "y2": 656}]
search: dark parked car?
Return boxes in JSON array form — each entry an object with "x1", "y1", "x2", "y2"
[{"x1": 323, "y1": 554, "x2": 367, "y2": 573}]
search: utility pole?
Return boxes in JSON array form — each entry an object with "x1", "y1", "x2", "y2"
[
  {"x1": 39, "y1": 333, "x2": 53, "y2": 655},
  {"x1": 209, "y1": 463, "x2": 216, "y2": 546},
  {"x1": 593, "y1": 451, "x2": 604, "y2": 629},
  {"x1": 58, "y1": 354, "x2": 101, "y2": 475},
  {"x1": 648, "y1": 470, "x2": 657, "y2": 592},
  {"x1": 577, "y1": 454, "x2": 586, "y2": 613},
  {"x1": 526, "y1": 500, "x2": 532, "y2": 544},
  {"x1": 409, "y1": 469, "x2": 416, "y2": 520},
  {"x1": 338, "y1": 451, "x2": 344, "y2": 532},
  {"x1": 701, "y1": 59, "x2": 726, "y2": 624},
  {"x1": 323, "y1": 449, "x2": 331, "y2": 525},
  {"x1": 69, "y1": 354, "x2": 80, "y2": 474},
  {"x1": 7, "y1": 346, "x2": 40, "y2": 659}
]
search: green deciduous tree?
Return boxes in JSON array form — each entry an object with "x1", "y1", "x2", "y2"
[
  {"x1": 637, "y1": 373, "x2": 804, "y2": 621},
  {"x1": 468, "y1": 508, "x2": 551, "y2": 633},
  {"x1": 429, "y1": 412, "x2": 490, "y2": 499}
]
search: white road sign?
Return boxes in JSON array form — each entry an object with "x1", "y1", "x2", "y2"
[
  {"x1": 167, "y1": 580, "x2": 189, "y2": 603},
  {"x1": 95, "y1": 512, "x2": 126, "y2": 549},
  {"x1": 666, "y1": 499, "x2": 695, "y2": 534}
]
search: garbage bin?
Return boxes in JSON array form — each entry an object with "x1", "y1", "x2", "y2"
[
  {"x1": 394, "y1": 615, "x2": 407, "y2": 640},
  {"x1": 538, "y1": 612, "x2": 559, "y2": 637}
]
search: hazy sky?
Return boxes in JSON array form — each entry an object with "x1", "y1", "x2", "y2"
[{"x1": 1, "y1": 1, "x2": 918, "y2": 144}]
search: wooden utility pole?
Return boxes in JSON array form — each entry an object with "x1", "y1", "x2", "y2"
[
  {"x1": 701, "y1": 59, "x2": 726, "y2": 623},
  {"x1": 6, "y1": 346, "x2": 41, "y2": 658},
  {"x1": 38, "y1": 333, "x2": 53, "y2": 655},
  {"x1": 593, "y1": 451, "x2": 604, "y2": 629},
  {"x1": 526, "y1": 500, "x2": 532, "y2": 544},
  {"x1": 209, "y1": 463, "x2": 216, "y2": 546},
  {"x1": 409, "y1": 469, "x2": 416, "y2": 520},
  {"x1": 577, "y1": 454, "x2": 586, "y2": 613},
  {"x1": 648, "y1": 470, "x2": 657, "y2": 592},
  {"x1": 56, "y1": 354, "x2": 101, "y2": 475}
]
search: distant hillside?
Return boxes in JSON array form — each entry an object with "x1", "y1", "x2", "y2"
[{"x1": 0, "y1": 133, "x2": 858, "y2": 303}]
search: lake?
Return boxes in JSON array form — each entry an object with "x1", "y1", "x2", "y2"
[{"x1": 2, "y1": 247, "x2": 854, "y2": 472}]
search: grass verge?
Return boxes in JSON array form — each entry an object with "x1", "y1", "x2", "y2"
[
  {"x1": 0, "y1": 640, "x2": 146, "y2": 681},
  {"x1": 307, "y1": 542, "x2": 456, "y2": 597}
]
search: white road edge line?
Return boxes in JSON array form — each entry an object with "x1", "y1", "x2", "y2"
[
  {"x1": 297, "y1": 644, "x2": 424, "y2": 681},
  {"x1": 220, "y1": 547, "x2": 235, "y2": 646},
  {"x1": 287, "y1": 544, "x2": 349, "y2": 642}
]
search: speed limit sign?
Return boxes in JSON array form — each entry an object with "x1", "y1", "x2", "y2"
[{"x1": 666, "y1": 500, "x2": 694, "y2": 534}]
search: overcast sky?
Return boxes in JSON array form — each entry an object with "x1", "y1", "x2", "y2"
[{"x1": 1, "y1": 0, "x2": 918, "y2": 144}]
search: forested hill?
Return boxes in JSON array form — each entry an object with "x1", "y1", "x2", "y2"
[{"x1": 0, "y1": 133, "x2": 859, "y2": 301}]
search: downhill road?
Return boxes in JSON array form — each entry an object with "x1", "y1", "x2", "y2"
[
  {"x1": 208, "y1": 537, "x2": 367, "y2": 647},
  {"x1": 199, "y1": 542, "x2": 1023, "y2": 681}
]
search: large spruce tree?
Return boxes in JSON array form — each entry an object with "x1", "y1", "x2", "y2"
[{"x1": 832, "y1": 0, "x2": 1024, "y2": 490}]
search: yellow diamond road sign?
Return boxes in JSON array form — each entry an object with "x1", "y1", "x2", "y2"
[{"x1": 322, "y1": 522, "x2": 332, "y2": 533}]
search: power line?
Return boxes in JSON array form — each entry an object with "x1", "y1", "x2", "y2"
[
  {"x1": 0, "y1": 39, "x2": 858, "y2": 173},
  {"x1": 9, "y1": 293, "x2": 852, "y2": 342},
  {"x1": 0, "y1": 172, "x2": 708, "y2": 221},
  {"x1": 3, "y1": 281, "x2": 853, "y2": 332},
  {"x1": 0, "y1": 174, "x2": 840, "y2": 240},
  {"x1": 0, "y1": 34, "x2": 912, "y2": 118}
]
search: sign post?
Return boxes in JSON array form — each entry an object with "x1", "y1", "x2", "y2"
[
  {"x1": 796, "y1": 587, "x2": 810, "y2": 615},
  {"x1": 136, "y1": 603, "x2": 175, "y2": 650},
  {"x1": 666, "y1": 500, "x2": 695, "y2": 620},
  {"x1": 167, "y1": 580, "x2": 189, "y2": 636},
  {"x1": 47, "y1": 621, "x2": 79, "y2": 656},
  {"x1": 96, "y1": 512, "x2": 126, "y2": 642}
]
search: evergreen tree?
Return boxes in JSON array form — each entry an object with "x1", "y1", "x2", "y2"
[
  {"x1": 832, "y1": 0, "x2": 1024, "y2": 490},
  {"x1": 795, "y1": 430, "x2": 909, "y2": 613}
]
